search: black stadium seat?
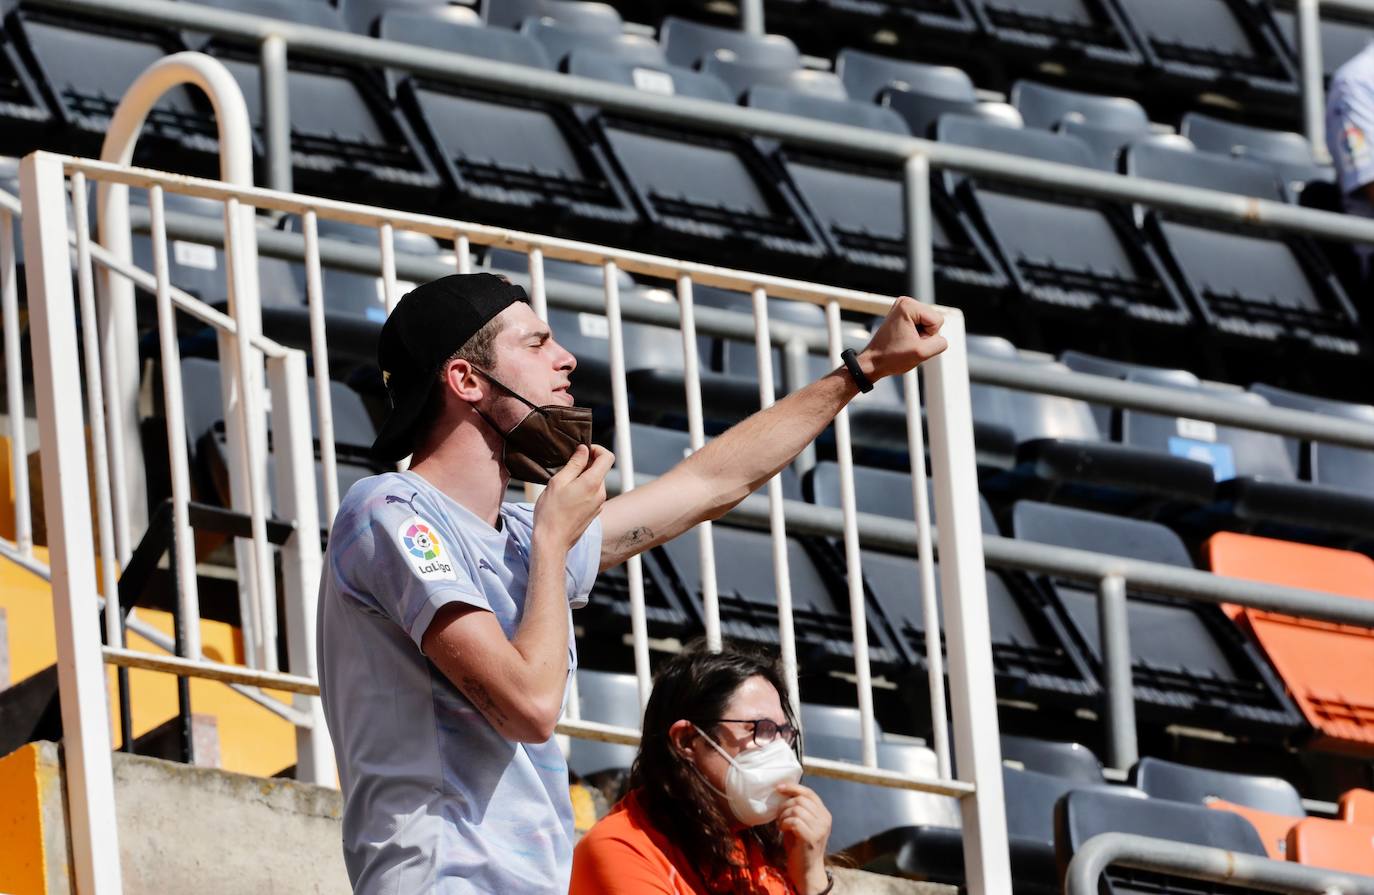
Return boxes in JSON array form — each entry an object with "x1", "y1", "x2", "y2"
[
  {"x1": 0, "y1": 9, "x2": 51, "y2": 150},
  {"x1": 1012, "y1": 500, "x2": 1304, "y2": 739},
  {"x1": 806, "y1": 462, "x2": 1097, "y2": 717},
  {"x1": 795, "y1": 0, "x2": 978, "y2": 50},
  {"x1": 1113, "y1": 0, "x2": 1296, "y2": 103},
  {"x1": 521, "y1": 17, "x2": 665, "y2": 69},
  {"x1": 182, "y1": 0, "x2": 442, "y2": 207},
  {"x1": 655, "y1": 522, "x2": 901, "y2": 671},
  {"x1": 1123, "y1": 140, "x2": 1363, "y2": 363},
  {"x1": 965, "y1": 0, "x2": 1144, "y2": 78},
  {"x1": 381, "y1": 12, "x2": 641, "y2": 240},
  {"x1": 568, "y1": 48, "x2": 828, "y2": 274},
  {"x1": 1249, "y1": 383, "x2": 1374, "y2": 502},
  {"x1": 1272, "y1": 5, "x2": 1374, "y2": 81},
  {"x1": 1055, "y1": 789, "x2": 1271, "y2": 895},
  {"x1": 1180, "y1": 112, "x2": 1334, "y2": 193},
  {"x1": 1000, "y1": 734, "x2": 1104, "y2": 784},
  {"x1": 936, "y1": 116, "x2": 1192, "y2": 343},
  {"x1": 1130, "y1": 756, "x2": 1306, "y2": 817}
]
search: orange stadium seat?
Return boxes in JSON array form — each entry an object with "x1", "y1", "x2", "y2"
[
  {"x1": 1205, "y1": 799, "x2": 1298, "y2": 860},
  {"x1": 1205, "y1": 532, "x2": 1374, "y2": 753},
  {"x1": 1286, "y1": 816, "x2": 1374, "y2": 874},
  {"x1": 1341, "y1": 789, "x2": 1374, "y2": 825}
]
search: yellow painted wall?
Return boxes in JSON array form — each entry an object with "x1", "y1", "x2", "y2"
[
  {"x1": 1, "y1": 546, "x2": 57, "y2": 685},
  {"x1": 0, "y1": 743, "x2": 53, "y2": 895}
]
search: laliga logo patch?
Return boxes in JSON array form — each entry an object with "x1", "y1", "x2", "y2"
[{"x1": 397, "y1": 516, "x2": 456, "y2": 581}]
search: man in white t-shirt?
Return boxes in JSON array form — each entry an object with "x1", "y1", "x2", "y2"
[{"x1": 318, "y1": 272, "x2": 947, "y2": 893}]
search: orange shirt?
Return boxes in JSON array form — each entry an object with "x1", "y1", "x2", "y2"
[{"x1": 570, "y1": 789, "x2": 798, "y2": 895}]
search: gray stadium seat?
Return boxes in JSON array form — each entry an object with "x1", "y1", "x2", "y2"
[
  {"x1": 1000, "y1": 734, "x2": 1104, "y2": 784},
  {"x1": 484, "y1": 0, "x2": 623, "y2": 32},
  {"x1": 568, "y1": 669, "x2": 639, "y2": 779},
  {"x1": 965, "y1": 0, "x2": 1144, "y2": 78},
  {"x1": 1131, "y1": 756, "x2": 1305, "y2": 817},
  {"x1": 659, "y1": 16, "x2": 801, "y2": 71},
  {"x1": 1250, "y1": 383, "x2": 1374, "y2": 498},
  {"x1": 521, "y1": 17, "x2": 664, "y2": 69},
  {"x1": 1180, "y1": 112, "x2": 1334, "y2": 193},
  {"x1": 337, "y1": 0, "x2": 477, "y2": 36}
]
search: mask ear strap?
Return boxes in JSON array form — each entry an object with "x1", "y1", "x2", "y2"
[
  {"x1": 473, "y1": 367, "x2": 541, "y2": 412},
  {"x1": 692, "y1": 724, "x2": 739, "y2": 768}
]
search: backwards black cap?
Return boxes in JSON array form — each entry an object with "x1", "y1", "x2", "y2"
[{"x1": 371, "y1": 273, "x2": 528, "y2": 463}]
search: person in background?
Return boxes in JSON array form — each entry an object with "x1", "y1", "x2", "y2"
[
  {"x1": 1327, "y1": 41, "x2": 1374, "y2": 284},
  {"x1": 570, "y1": 644, "x2": 834, "y2": 895}
]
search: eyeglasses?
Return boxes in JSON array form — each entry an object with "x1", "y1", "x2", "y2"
[{"x1": 707, "y1": 718, "x2": 799, "y2": 748}]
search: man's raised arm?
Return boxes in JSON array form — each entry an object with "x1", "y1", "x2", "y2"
[{"x1": 598, "y1": 297, "x2": 947, "y2": 570}]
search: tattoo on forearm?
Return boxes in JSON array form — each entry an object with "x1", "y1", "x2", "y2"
[
  {"x1": 616, "y1": 525, "x2": 654, "y2": 554},
  {"x1": 462, "y1": 676, "x2": 509, "y2": 728}
]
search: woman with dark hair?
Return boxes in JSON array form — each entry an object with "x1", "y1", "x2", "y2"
[{"x1": 570, "y1": 644, "x2": 834, "y2": 895}]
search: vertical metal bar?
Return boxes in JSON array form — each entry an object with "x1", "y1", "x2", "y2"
[
  {"x1": 267, "y1": 350, "x2": 334, "y2": 785},
  {"x1": 825, "y1": 300, "x2": 878, "y2": 768},
  {"x1": 223, "y1": 196, "x2": 277, "y2": 671},
  {"x1": 752, "y1": 287, "x2": 800, "y2": 716},
  {"x1": 22, "y1": 150, "x2": 124, "y2": 895},
  {"x1": 379, "y1": 222, "x2": 398, "y2": 315},
  {"x1": 924, "y1": 311, "x2": 1012, "y2": 895},
  {"x1": 150, "y1": 186, "x2": 202, "y2": 663},
  {"x1": 782, "y1": 338, "x2": 816, "y2": 474},
  {"x1": 604, "y1": 261, "x2": 652, "y2": 709},
  {"x1": 1098, "y1": 574, "x2": 1138, "y2": 771},
  {"x1": 260, "y1": 34, "x2": 293, "y2": 195},
  {"x1": 676, "y1": 274, "x2": 721, "y2": 651},
  {"x1": 303, "y1": 211, "x2": 339, "y2": 530},
  {"x1": 454, "y1": 233, "x2": 471, "y2": 274},
  {"x1": 740, "y1": 0, "x2": 765, "y2": 36},
  {"x1": 904, "y1": 368, "x2": 951, "y2": 779},
  {"x1": 72, "y1": 173, "x2": 122, "y2": 649},
  {"x1": 1, "y1": 210, "x2": 31, "y2": 554},
  {"x1": 1298, "y1": 0, "x2": 1331, "y2": 165},
  {"x1": 905, "y1": 154, "x2": 935, "y2": 301}
]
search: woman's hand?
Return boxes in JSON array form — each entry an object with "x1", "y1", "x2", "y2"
[{"x1": 776, "y1": 782, "x2": 832, "y2": 894}]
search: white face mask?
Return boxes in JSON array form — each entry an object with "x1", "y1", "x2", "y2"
[{"x1": 692, "y1": 724, "x2": 803, "y2": 827}]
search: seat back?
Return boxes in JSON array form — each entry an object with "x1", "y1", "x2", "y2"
[
  {"x1": 1126, "y1": 138, "x2": 1284, "y2": 202},
  {"x1": 380, "y1": 10, "x2": 551, "y2": 69},
  {"x1": 1340, "y1": 789, "x2": 1374, "y2": 824},
  {"x1": 703, "y1": 56, "x2": 845, "y2": 102},
  {"x1": 1013, "y1": 500, "x2": 1192, "y2": 567},
  {"x1": 1011, "y1": 80, "x2": 1148, "y2": 134},
  {"x1": 746, "y1": 85, "x2": 908, "y2": 135},
  {"x1": 660, "y1": 16, "x2": 800, "y2": 70},
  {"x1": 1206, "y1": 799, "x2": 1300, "y2": 861},
  {"x1": 191, "y1": 0, "x2": 345, "y2": 31},
  {"x1": 799, "y1": 702, "x2": 881, "y2": 742},
  {"x1": 567, "y1": 52, "x2": 733, "y2": 102},
  {"x1": 1287, "y1": 817, "x2": 1374, "y2": 874},
  {"x1": 1181, "y1": 112, "x2": 1327, "y2": 184},
  {"x1": 807, "y1": 462, "x2": 999, "y2": 534},
  {"x1": 570, "y1": 669, "x2": 640, "y2": 777},
  {"x1": 1000, "y1": 735, "x2": 1104, "y2": 784},
  {"x1": 1131, "y1": 756, "x2": 1305, "y2": 817},
  {"x1": 836, "y1": 49, "x2": 975, "y2": 105},
  {"x1": 523, "y1": 18, "x2": 664, "y2": 68},
  {"x1": 1250, "y1": 383, "x2": 1374, "y2": 493},
  {"x1": 338, "y1": 0, "x2": 476, "y2": 35},
  {"x1": 1274, "y1": 9, "x2": 1374, "y2": 78},
  {"x1": 484, "y1": 0, "x2": 623, "y2": 31}
]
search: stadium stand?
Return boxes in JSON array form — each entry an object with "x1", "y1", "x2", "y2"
[
  {"x1": 1012, "y1": 501, "x2": 1303, "y2": 739},
  {"x1": 1205, "y1": 532, "x2": 1374, "y2": 754}
]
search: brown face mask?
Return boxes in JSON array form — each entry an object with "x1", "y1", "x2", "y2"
[{"x1": 474, "y1": 370, "x2": 593, "y2": 485}]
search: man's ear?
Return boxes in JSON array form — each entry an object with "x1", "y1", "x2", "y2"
[{"x1": 442, "y1": 357, "x2": 485, "y2": 405}]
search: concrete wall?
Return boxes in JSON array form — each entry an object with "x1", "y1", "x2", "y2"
[{"x1": 3, "y1": 741, "x2": 953, "y2": 895}]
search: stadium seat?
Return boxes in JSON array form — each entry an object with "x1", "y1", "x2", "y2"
[
  {"x1": 1249, "y1": 383, "x2": 1374, "y2": 500},
  {"x1": 1058, "y1": 350, "x2": 1202, "y2": 435},
  {"x1": 1124, "y1": 139, "x2": 1363, "y2": 363},
  {"x1": 565, "y1": 48, "x2": 828, "y2": 274},
  {"x1": 1055, "y1": 788, "x2": 1270, "y2": 895},
  {"x1": 1272, "y1": 6, "x2": 1374, "y2": 80},
  {"x1": 521, "y1": 17, "x2": 665, "y2": 69},
  {"x1": 659, "y1": 17, "x2": 801, "y2": 72},
  {"x1": 1013, "y1": 501, "x2": 1303, "y2": 739},
  {"x1": 835, "y1": 51, "x2": 979, "y2": 130},
  {"x1": 1286, "y1": 816, "x2": 1374, "y2": 874},
  {"x1": 1205, "y1": 532, "x2": 1374, "y2": 754},
  {"x1": 484, "y1": 0, "x2": 623, "y2": 32},
  {"x1": 0, "y1": 11, "x2": 51, "y2": 149},
  {"x1": 278, "y1": 216, "x2": 439, "y2": 322},
  {"x1": 1341, "y1": 789, "x2": 1374, "y2": 824},
  {"x1": 605, "y1": 423, "x2": 802, "y2": 500},
  {"x1": 1202, "y1": 798, "x2": 1299, "y2": 861},
  {"x1": 180, "y1": 0, "x2": 442, "y2": 207},
  {"x1": 10, "y1": 8, "x2": 199, "y2": 160},
  {"x1": 1113, "y1": 0, "x2": 1296, "y2": 102},
  {"x1": 796, "y1": 0, "x2": 977, "y2": 49},
  {"x1": 654, "y1": 522, "x2": 900, "y2": 671},
  {"x1": 568, "y1": 669, "x2": 639, "y2": 779},
  {"x1": 1010, "y1": 81, "x2": 1150, "y2": 170},
  {"x1": 1180, "y1": 112, "x2": 1335, "y2": 194},
  {"x1": 1000, "y1": 734, "x2": 1104, "y2": 784},
  {"x1": 747, "y1": 74, "x2": 1009, "y2": 303},
  {"x1": 806, "y1": 465, "x2": 1096, "y2": 712},
  {"x1": 380, "y1": 12, "x2": 641, "y2": 240},
  {"x1": 936, "y1": 116, "x2": 1193, "y2": 343},
  {"x1": 1130, "y1": 756, "x2": 1305, "y2": 817},
  {"x1": 964, "y1": 0, "x2": 1144, "y2": 78},
  {"x1": 704, "y1": 57, "x2": 846, "y2": 104},
  {"x1": 798, "y1": 701, "x2": 882, "y2": 742},
  {"x1": 337, "y1": 0, "x2": 478, "y2": 35}
]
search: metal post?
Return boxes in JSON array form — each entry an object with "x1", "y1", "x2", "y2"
[
  {"x1": 740, "y1": 0, "x2": 765, "y2": 36},
  {"x1": 267, "y1": 349, "x2": 333, "y2": 784},
  {"x1": 604, "y1": 262, "x2": 652, "y2": 710},
  {"x1": 826, "y1": 300, "x2": 879, "y2": 768},
  {"x1": 752, "y1": 287, "x2": 800, "y2": 717},
  {"x1": 1, "y1": 210, "x2": 31, "y2": 554},
  {"x1": 1298, "y1": 0, "x2": 1332, "y2": 165},
  {"x1": 21, "y1": 150, "x2": 124, "y2": 894},
  {"x1": 676, "y1": 274, "x2": 721, "y2": 651},
  {"x1": 454, "y1": 233, "x2": 471, "y2": 274},
  {"x1": 924, "y1": 311, "x2": 1012, "y2": 895},
  {"x1": 260, "y1": 33, "x2": 292, "y2": 194},
  {"x1": 303, "y1": 211, "x2": 339, "y2": 529},
  {"x1": 905, "y1": 154, "x2": 934, "y2": 301},
  {"x1": 1098, "y1": 574, "x2": 1138, "y2": 771}
]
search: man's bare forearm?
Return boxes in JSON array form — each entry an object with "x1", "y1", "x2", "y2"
[{"x1": 511, "y1": 536, "x2": 572, "y2": 704}]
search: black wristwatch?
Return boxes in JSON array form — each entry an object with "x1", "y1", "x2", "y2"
[
  {"x1": 840, "y1": 348, "x2": 874, "y2": 394},
  {"x1": 810, "y1": 869, "x2": 835, "y2": 895}
]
